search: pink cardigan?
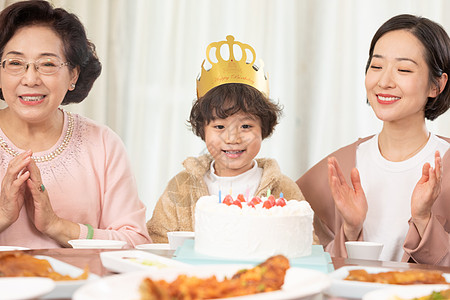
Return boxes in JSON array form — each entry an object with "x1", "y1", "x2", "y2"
[
  {"x1": 0, "y1": 110, "x2": 151, "y2": 248},
  {"x1": 297, "y1": 135, "x2": 450, "y2": 265}
]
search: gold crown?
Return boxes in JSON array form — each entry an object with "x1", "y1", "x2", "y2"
[{"x1": 196, "y1": 35, "x2": 269, "y2": 98}]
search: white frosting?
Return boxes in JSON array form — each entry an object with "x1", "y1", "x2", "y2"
[{"x1": 194, "y1": 195, "x2": 314, "y2": 259}]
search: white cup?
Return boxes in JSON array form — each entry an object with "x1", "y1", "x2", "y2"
[
  {"x1": 345, "y1": 241, "x2": 383, "y2": 260},
  {"x1": 167, "y1": 231, "x2": 195, "y2": 250}
]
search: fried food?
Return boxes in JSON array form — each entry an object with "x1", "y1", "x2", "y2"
[
  {"x1": 345, "y1": 269, "x2": 448, "y2": 285},
  {"x1": 140, "y1": 255, "x2": 290, "y2": 300},
  {"x1": 0, "y1": 251, "x2": 88, "y2": 281}
]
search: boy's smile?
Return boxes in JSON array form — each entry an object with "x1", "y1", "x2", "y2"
[
  {"x1": 223, "y1": 149, "x2": 245, "y2": 158},
  {"x1": 204, "y1": 112, "x2": 262, "y2": 177}
]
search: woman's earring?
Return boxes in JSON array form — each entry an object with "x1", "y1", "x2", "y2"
[{"x1": 71, "y1": 83, "x2": 76, "y2": 90}]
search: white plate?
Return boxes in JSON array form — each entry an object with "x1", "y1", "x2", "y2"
[
  {"x1": 34, "y1": 255, "x2": 100, "y2": 299},
  {"x1": 68, "y1": 239, "x2": 127, "y2": 249},
  {"x1": 0, "y1": 246, "x2": 30, "y2": 251},
  {"x1": 0, "y1": 277, "x2": 55, "y2": 300},
  {"x1": 100, "y1": 250, "x2": 188, "y2": 273},
  {"x1": 327, "y1": 266, "x2": 450, "y2": 299},
  {"x1": 135, "y1": 243, "x2": 171, "y2": 250},
  {"x1": 363, "y1": 284, "x2": 450, "y2": 300},
  {"x1": 73, "y1": 264, "x2": 330, "y2": 300}
]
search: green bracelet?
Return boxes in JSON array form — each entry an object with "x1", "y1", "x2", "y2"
[{"x1": 85, "y1": 224, "x2": 94, "y2": 239}]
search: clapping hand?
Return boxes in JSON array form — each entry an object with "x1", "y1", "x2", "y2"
[
  {"x1": 328, "y1": 157, "x2": 368, "y2": 241},
  {"x1": 411, "y1": 151, "x2": 442, "y2": 237}
]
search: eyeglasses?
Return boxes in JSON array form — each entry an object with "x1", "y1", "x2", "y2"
[{"x1": 1, "y1": 57, "x2": 70, "y2": 75}]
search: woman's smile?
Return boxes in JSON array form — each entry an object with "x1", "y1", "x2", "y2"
[
  {"x1": 19, "y1": 94, "x2": 45, "y2": 105},
  {"x1": 376, "y1": 94, "x2": 401, "y2": 104}
]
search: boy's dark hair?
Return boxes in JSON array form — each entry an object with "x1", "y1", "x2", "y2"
[
  {"x1": 189, "y1": 83, "x2": 282, "y2": 140},
  {"x1": 366, "y1": 14, "x2": 450, "y2": 120},
  {"x1": 0, "y1": 0, "x2": 101, "y2": 104}
]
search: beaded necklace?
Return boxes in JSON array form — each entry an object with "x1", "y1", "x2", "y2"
[{"x1": 0, "y1": 111, "x2": 74, "y2": 163}]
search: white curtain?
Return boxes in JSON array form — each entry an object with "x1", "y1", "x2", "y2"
[{"x1": 2, "y1": 0, "x2": 450, "y2": 218}]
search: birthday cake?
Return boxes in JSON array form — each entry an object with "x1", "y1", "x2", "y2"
[{"x1": 194, "y1": 194, "x2": 314, "y2": 259}]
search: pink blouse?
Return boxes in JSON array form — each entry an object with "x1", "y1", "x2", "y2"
[{"x1": 0, "y1": 110, "x2": 151, "y2": 248}]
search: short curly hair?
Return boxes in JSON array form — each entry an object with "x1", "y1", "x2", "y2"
[
  {"x1": 189, "y1": 83, "x2": 282, "y2": 140},
  {"x1": 0, "y1": 0, "x2": 101, "y2": 104},
  {"x1": 366, "y1": 14, "x2": 450, "y2": 120}
]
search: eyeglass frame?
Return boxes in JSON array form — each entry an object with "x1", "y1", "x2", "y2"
[{"x1": 0, "y1": 57, "x2": 71, "y2": 76}]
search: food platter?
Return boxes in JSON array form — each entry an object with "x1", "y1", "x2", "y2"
[
  {"x1": 74, "y1": 264, "x2": 331, "y2": 300},
  {"x1": 363, "y1": 284, "x2": 450, "y2": 300},
  {"x1": 0, "y1": 277, "x2": 55, "y2": 300},
  {"x1": 327, "y1": 266, "x2": 450, "y2": 299},
  {"x1": 135, "y1": 243, "x2": 171, "y2": 250},
  {"x1": 100, "y1": 250, "x2": 188, "y2": 273},
  {"x1": 34, "y1": 255, "x2": 100, "y2": 299}
]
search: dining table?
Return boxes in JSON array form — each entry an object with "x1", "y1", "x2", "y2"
[{"x1": 11, "y1": 248, "x2": 450, "y2": 300}]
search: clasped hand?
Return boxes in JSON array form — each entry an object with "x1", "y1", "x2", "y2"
[
  {"x1": 0, "y1": 150, "x2": 59, "y2": 235},
  {"x1": 328, "y1": 151, "x2": 442, "y2": 241}
]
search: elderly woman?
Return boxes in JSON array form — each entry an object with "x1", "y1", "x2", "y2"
[{"x1": 0, "y1": 0, "x2": 151, "y2": 248}]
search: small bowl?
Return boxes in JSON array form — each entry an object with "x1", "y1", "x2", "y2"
[
  {"x1": 345, "y1": 241, "x2": 383, "y2": 260},
  {"x1": 68, "y1": 239, "x2": 127, "y2": 249},
  {"x1": 167, "y1": 231, "x2": 195, "y2": 250}
]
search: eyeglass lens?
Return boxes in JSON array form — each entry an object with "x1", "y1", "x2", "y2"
[{"x1": 1, "y1": 57, "x2": 66, "y2": 75}]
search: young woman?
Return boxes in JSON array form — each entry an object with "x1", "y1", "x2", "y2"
[{"x1": 297, "y1": 14, "x2": 450, "y2": 265}]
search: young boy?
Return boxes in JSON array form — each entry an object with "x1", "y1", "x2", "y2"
[{"x1": 147, "y1": 35, "x2": 305, "y2": 242}]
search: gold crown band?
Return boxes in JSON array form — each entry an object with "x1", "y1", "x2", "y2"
[{"x1": 196, "y1": 35, "x2": 269, "y2": 98}]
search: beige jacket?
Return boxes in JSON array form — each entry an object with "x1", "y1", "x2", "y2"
[
  {"x1": 147, "y1": 154, "x2": 305, "y2": 243},
  {"x1": 297, "y1": 135, "x2": 450, "y2": 266}
]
